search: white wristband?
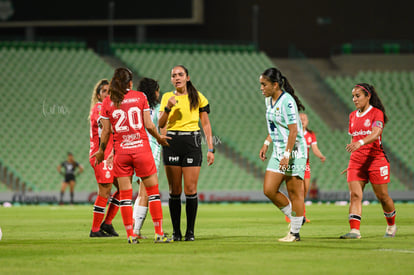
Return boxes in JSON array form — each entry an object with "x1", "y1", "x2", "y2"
[
  {"x1": 283, "y1": 151, "x2": 290, "y2": 158},
  {"x1": 264, "y1": 140, "x2": 270, "y2": 146},
  {"x1": 358, "y1": 140, "x2": 364, "y2": 146}
]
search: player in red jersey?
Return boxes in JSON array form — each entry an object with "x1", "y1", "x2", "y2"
[
  {"x1": 88, "y1": 79, "x2": 120, "y2": 237},
  {"x1": 300, "y1": 113, "x2": 325, "y2": 222},
  {"x1": 284, "y1": 112, "x2": 326, "y2": 223},
  {"x1": 92, "y1": 68, "x2": 172, "y2": 244},
  {"x1": 340, "y1": 83, "x2": 396, "y2": 239}
]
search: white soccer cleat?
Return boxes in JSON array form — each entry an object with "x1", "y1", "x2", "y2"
[
  {"x1": 340, "y1": 228, "x2": 361, "y2": 239},
  {"x1": 278, "y1": 232, "x2": 300, "y2": 242},
  {"x1": 384, "y1": 224, "x2": 397, "y2": 238}
]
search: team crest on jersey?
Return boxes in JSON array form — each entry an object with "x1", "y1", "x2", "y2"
[
  {"x1": 307, "y1": 137, "x2": 312, "y2": 143},
  {"x1": 364, "y1": 119, "x2": 371, "y2": 127},
  {"x1": 275, "y1": 107, "x2": 281, "y2": 115}
]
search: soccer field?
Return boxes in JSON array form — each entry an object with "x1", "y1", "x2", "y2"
[{"x1": 0, "y1": 203, "x2": 413, "y2": 274}]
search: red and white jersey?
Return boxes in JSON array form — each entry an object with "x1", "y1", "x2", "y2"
[
  {"x1": 348, "y1": 105, "x2": 386, "y2": 163},
  {"x1": 89, "y1": 102, "x2": 113, "y2": 158},
  {"x1": 101, "y1": 90, "x2": 151, "y2": 155},
  {"x1": 304, "y1": 130, "x2": 317, "y2": 164}
]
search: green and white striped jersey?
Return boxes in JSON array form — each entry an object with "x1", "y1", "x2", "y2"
[{"x1": 265, "y1": 92, "x2": 307, "y2": 160}]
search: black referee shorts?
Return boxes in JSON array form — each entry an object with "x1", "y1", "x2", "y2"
[{"x1": 162, "y1": 131, "x2": 202, "y2": 167}]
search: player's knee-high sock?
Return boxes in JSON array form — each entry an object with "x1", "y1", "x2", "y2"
[
  {"x1": 70, "y1": 192, "x2": 74, "y2": 204},
  {"x1": 104, "y1": 191, "x2": 119, "y2": 225},
  {"x1": 145, "y1": 184, "x2": 163, "y2": 235},
  {"x1": 349, "y1": 214, "x2": 361, "y2": 230},
  {"x1": 119, "y1": 189, "x2": 134, "y2": 237},
  {"x1": 92, "y1": 195, "x2": 108, "y2": 232},
  {"x1": 290, "y1": 216, "x2": 304, "y2": 234},
  {"x1": 169, "y1": 194, "x2": 182, "y2": 236},
  {"x1": 280, "y1": 201, "x2": 292, "y2": 220},
  {"x1": 133, "y1": 197, "x2": 148, "y2": 233},
  {"x1": 60, "y1": 191, "x2": 64, "y2": 204},
  {"x1": 185, "y1": 193, "x2": 198, "y2": 235},
  {"x1": 384, "y1": 210, "x2": 396, "y2": 226}
]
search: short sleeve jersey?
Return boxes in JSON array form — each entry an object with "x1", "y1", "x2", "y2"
[
  {"x1": 160, "y1": 91, "x2": 209, "y2": 131},
  {"x1": 265, "y1": 92, "x2": 307, "y2": 160},
  {"x1": 89, "y1": 102, "x2": 113, "y2": 158},
  {"x1": 348, "y1": 105, "x2": 386, "y2": 165},
  {"x1": 61, "y1": 161, "x2": 80, "y2": 176},
  {"x1": 101, "y1": 90, "x2": 151, "y2": 155},
  {"x1": 304, "y1": 130, "x2": 317, "y2": 164}
]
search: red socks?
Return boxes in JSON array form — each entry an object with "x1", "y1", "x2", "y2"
[
  {"x1": 119, "y1": 189, "x2": 134, "y2": 237},
  {"x1": 145, "y1": 184, "x2": 164, "y2": 235},
  {"x1": 384, "y1": 210, "x2": 396, "y2": 226},
  {"x1": 92, "y1": 195, "x2": 108, "y2": 232},
  {"x1": 349, "y1": 214, "x2": 361, "y2": 230},
  {"x1": 103, "y1": 191, "x2": 120, "y2": 225}
]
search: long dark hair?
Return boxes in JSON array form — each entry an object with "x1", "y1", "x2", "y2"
[
  {"x1": 355, "y1": 83, "x2": 388, "y2": 124},
  {"x1": 175, "y1": 65, "x2": 199, "y2": 110},
  {"x1": 137, "y1": 77, "x2": 160, "y2": 109},
  {"x1": 261, "y1": 67, "x2": 305, "y2": 111},
  {"x1": 109, "y1": 68, "x2": 133, "y2": 108}
]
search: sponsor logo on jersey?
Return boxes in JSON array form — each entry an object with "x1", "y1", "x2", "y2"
[
  {"x1": 121, "y1": 140, "x2": 143, "y2": 149},
  {"x1": 350, "y1": 130, "x2": 372, "y2": 136},
  {"x1": 380, "y1": 166, "x2": 389, "y2": 176},
  {"x1": 122, "y1": 98, "x2": 139, "y2": 104},
  {"x1": 169, "y1": 156, "x2": 179, "y2": 162},
  {"x1": 122, "y1": 133, "x2": 141, "y2": 142},
  {"x1": 187, "y1": 158, "x2": 193, "y2": 164},
  {"x1": 287, "y1": 102, "x2": 293, "y2": 108},
  {"x1": 364, "y1": 119, "x2": 371, "y2": 127}
]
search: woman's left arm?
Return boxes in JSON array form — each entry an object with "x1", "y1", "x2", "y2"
[{"x1": 200, "y1": 111, "x2": 214, "y2": 166}]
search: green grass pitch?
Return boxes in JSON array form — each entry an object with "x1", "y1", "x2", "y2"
[{"x1": 0, "y1": 203, "x2": 413, "y2": 274}]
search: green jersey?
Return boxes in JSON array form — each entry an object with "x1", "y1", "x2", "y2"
[
  {"x1": 265, "y1": 92, "x2": 307, "y2": 160},
  {"x1": 147, "y1": 103, "x2": 161, "y2": 166}
]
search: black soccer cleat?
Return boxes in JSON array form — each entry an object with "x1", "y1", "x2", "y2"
[
  {"x1": 172, "y1": 231, "x2": 182, "y2": 241},
  {"x1": 90, "y1": 230, "x2": 110, "y2": 237},
  {"x1": 184, "y1": 231, "x2": 195, "y2": 241},
  {"x1": 100, "y1": 223, "x2": 119, "y2": 237}
]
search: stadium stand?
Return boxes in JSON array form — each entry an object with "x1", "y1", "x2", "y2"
[
  {"x1": 112, "y1": 42, "x2": 409, "y2": 191},
  {"x1": 0, "y1": 42, "x2": 114, "y2": 191},
  {"x1": 0, "y1": 41, "x2": 410, "y2": 195}
]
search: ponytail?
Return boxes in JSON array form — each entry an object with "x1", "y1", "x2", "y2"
[
  {"x1": 110, "y1": 68, "x2": 133, "y2": 108},
  {"x1": 262, "y1": 67, "x2": 305, "y2": 111}
]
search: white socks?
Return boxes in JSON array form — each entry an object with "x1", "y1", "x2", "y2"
[
  {"x1": 280, "y1": 202, "x2": 292, "y2": 220},
  {"x1": 290, "y1": 216, "x2": 303, "y2": 234},
  {"x1": 133, "y1": 199, "x2": 148, "y2": 233}
]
